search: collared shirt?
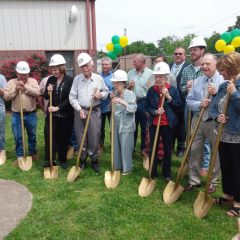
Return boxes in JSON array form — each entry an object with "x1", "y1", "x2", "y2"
[
  {"x1": 4, "y1": 78, "x2": 40, "y2": 112},
  {"x1": 0, "y1": 74, "x2": 7, "y2": 109},
  {"x1": 186, "y1": 72, "x2": 225, "y2": 115},
  {"x1": 69, "y1": 72, "x2": 109, "y2": 111},
  {"x1": 100, "y1": 71, "x2": 113, "y2": 113},
  {"x1": 171, "y1": 61, "x2": 185, "y2": 78},
  {"x1": 127, "y1": 67, "x2": 153, "y2": 99},
  {"x1": 180, "y1": 64, "x2": 202, "y2": 97}
]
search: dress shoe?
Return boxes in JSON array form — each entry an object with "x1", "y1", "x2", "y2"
[
  {"x1": 184, "y1": 183, "x2": 201, "y2": 192},
  {"x1": 80, "y1": 161, "x2": 86, "y2": 170},
  {"x1": 92, "y1": 162, "x2": 100, "y2": 173},
  {"x1": 60, "y1": 162, "x2": 68, "y2": 169}
]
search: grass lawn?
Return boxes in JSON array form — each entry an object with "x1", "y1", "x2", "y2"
[{"x1": 0, "y1": 111, "x2": 237, "y2": 240}]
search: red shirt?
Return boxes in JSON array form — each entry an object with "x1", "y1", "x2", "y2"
[{"x1": 152, "y1": 83, "x2": 170, "y2": 126}]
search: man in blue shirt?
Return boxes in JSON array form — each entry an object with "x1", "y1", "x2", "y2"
[{"x1": 99, "y1": 57, "x2": 113, "y2": 154}]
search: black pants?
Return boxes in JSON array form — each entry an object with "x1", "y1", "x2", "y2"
[
  {"x1": 134, "y1": 101, "x2": 147, "y2": 151},
  {"x1": 173, "y1": 111, "x2": 186, "y2": 152},
  {"x1": 44, "y1": 115, "x2": 73, "y2": 164},
  {"x1": 149, "y1": 125, "x2": 173, "y2": 178},
  {"x1": 100, "y1": 112, "x2": 111, "y2": 145},
  {"x1": 219, "y1": 142, "x2": 240, "y2": 202}
]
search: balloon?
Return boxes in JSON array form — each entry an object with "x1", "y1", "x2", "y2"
[
  {"x1": 231, "y1": 36, "x2": 240, "y2": 48},
  {"x1": 106, "y1": 42, "x2": 114, "y2": 52},
  {"x1": 113, "y1": 44, "x2": 123, "y2": 54},
  {"x1": 215, "y1": 39, "x2": 226, "y2": 52},
  {"x1": 220, "y1": 32, "x2": 232, "y2": 44},
  {"x1": 107, "y1": 51, "x2": 117, "y2": 60},
  {"x1": 223, "y1": 45, "x2": 235, "y2": 54},
  {"x1": 111, "y1": 35, "x2": 120, "y2": 44},
  {"x1": 119, "y1": 36, "x2": 129, "y2": 48},
  {"x1": 230, "y1": 28, "x2": 240, "y2": 39}
]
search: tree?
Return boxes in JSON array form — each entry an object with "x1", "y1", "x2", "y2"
[
  {"x1": 227, "y1": 15, "x2": 240, "y2": 31},
  {"x1": 126, "y1": 41, "x2": 160, "y2": 56},
  {"x1": 205, "y1": 32, "x2": 220, "y2": 54}
]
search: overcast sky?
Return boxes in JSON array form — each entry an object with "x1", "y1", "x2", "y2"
[{"x1": 95, "y1": 0, "x2": 240, "y2": 51}]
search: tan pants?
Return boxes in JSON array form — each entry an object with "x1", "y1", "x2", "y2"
[{"x1": 188, "y1": 115, "x2": 220, "y2": 186}]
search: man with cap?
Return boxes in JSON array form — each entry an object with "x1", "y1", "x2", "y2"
[
  {"x1": 0, "y1": 74, "x2": 7, "y2": 164},
  {"x1": 69, "y1": 53, "x2": 109, "y2": 173},
  {"x1": 179, "y1": 37, "x2": 211, "y2": 176},
  {"x1": 4, "y1": 61, "x2": 40, "y2": 164}
]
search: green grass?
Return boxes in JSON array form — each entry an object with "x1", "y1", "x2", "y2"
[{"x1": 0, "y1": 111, "x2": 237, "y2": 240}]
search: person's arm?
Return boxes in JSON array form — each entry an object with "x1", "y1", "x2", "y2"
[
  {"x1": 69, "y1": 76, "x2": 81, "y2": 112},
  {"x1": 186, "y1": 82, "x2": 201, "y2": 111},
  {"x1": 4, "y1": 80, "x2": 17, "y2": 101},
  {"x1": 125, "y1": 91, "x2": 137, "y2": 113},
  {"x1": 24, "y1": 79, "x2": 40, "y2": 97}
]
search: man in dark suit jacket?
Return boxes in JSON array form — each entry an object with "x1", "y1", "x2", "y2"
[{"x1": 170, "y1": 47, "x2": 189, "y2": 157}]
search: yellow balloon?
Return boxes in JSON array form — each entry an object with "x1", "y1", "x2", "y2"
[
  {"x1": 106, "y1": 42, "x2": 114, "y2": 52},
  {"x1": 223, "y1": 45, "x2": 235, "y2": 54},
  {"x1": 215, "y1": 39, "x2": 226, "y2": 52},
  {"x1": 119, "y1": 36, "x2": 129, "y2": 48},
  {"x1": 231, "y1": 36, "x2": 240, "y2": 48}
]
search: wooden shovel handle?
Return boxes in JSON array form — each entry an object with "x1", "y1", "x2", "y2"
[
  {"x1": 111, "y1": 101, "x2": 115, "y2": 171},
  {"x1": 149, "y1": 94, "x2": 165, "y2": 178},
  {"x1": 19, "y1": 89, "x2": 26, "y2": 158},
  {"x1": 49, "y1": 90, "x2": 53, "y2": 167}
]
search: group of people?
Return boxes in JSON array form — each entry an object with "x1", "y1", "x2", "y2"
[{"x1": 0, "y1": 36, "x2": 240, "y2": 217}]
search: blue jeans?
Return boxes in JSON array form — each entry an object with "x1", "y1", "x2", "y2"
[
  {"x1": 12, "y1": 112, "x2": 37, "y2": 157},
  {"x1": 0, "y1": 108, "x2": 6, "y2": 150},
  {"x1": 69, "y1": 129, "x2": 79, "y2": 151}
]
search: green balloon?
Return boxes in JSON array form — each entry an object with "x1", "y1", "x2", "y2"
[
  {"x1": 220, "y1": 32, "x2": 232, "y2": 44},
  {"x1": 231, "y1": 28, "x2": 240, "y2": 39},
  {"x1": 111, "y1": 35, "x2": 120, "y2": 44},
  {"x1": 107, "y1": 51, "x2": 117, "y2": 60},
  {"x1": 113, "y1": 44, "x2": 123, "y2": 55}
]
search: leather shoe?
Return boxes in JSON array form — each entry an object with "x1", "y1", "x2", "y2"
[
  {"x1": 80, "y1": 161, "x2": 86, "y2": 170},
  {"x1": 92, "y1": 162, "x2": 100, "y2": 173},
  {"x1": 184, "y1": 183, "x2": 201, "y2": 192}
]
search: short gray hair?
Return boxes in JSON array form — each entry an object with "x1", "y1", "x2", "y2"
[
  {"x1": 101, "y1": 57, "x2": 112, "y2": 64},
  {"x1": 135, "y1": 54, "x2": 146, "y2": 63}
]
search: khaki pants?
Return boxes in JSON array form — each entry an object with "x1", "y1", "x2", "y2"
[{"x1": 188, "y1": 115, "x2": 220, "y2": 186}]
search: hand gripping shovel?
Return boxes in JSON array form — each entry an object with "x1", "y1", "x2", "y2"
[
  {"x1": 67, "y1": 88, "x2": 97, "y2": 183},
  {"x1": 104, "y1": 102, "x2": 121, "y2": 189},
  {"x1": 193, "y1": 93, "x2": 230, "y2": 219},
  {"x1": 44, "y1": 90, "x2": 59, "y2": 179},
  {"x1": 17, "y1": 90, "x2": 32, "y2": 171},
  {"x1": 138, "y1": 95, "x2": 165, "y2": 197},
  {"x1": 163, "y1": 94, "x2": 211, "y2": 204}
]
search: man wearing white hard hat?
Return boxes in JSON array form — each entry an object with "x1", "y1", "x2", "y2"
[
  {"x1": 4, "y1": 61, "x2": 40, "y2": 164},
  {"x1": 69, "y1": 53, "x2": 109, "y2": 173},
  {"x1": 179, "y1": 36, "x2": 211, "y2": 177},
  {"x1": 110, "y1": 70, "x2": 137, "y2": 175},
  {"x1": 145, "y1": 62, "x2": 181, "y2": 181},
  {"x1": 43, "y1": 54, "x2": 74, "y2": 169}
]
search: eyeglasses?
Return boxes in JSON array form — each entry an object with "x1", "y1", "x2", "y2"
[{"x1": 174, "y1": 53, "x2": 183, "y2": 56}]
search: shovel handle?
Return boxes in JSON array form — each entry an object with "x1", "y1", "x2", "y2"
[
  {"x1": 175, "y1": 93, "x2": 211, "y2": 184},
  {"x1": 186, "y1": 110, "x2": 192, "y2": 146},
  {"x1": 204, "y1": 92, "x2": 230, "y2": 196},
  {"x1": 49, "y1": 90, "x2": 53, "y2": 167},
  {"x1": 148, "y1": 94, "x2": 165, "y2": 178},
  {"x1": 75, "y1": 88, "x2": 97, "y2": 166},
  {"x1": 111, "y1": 101, "x2": 115, "y2": 171},
  {"x1": 19, "y1": 89, "x2": 26, "y2": 158}
]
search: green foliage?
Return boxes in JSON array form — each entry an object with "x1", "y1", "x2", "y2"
[
  {"x1": 126, "y1": 41, "x2": 160, "y2": 56},
  {"x1": 205, "y1": 32, "x2": 221, "y2": 54}
]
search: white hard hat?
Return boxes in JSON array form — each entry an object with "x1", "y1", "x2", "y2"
[
  {"x1": 153, "y1": 62, "x2": 170, "y2": 75},
  {"x1": 77, "y1": 53, "x2": 92, "y2": 67},
  {"x1": 111, "y1": 70, "x2": 128, "y2": 82},
  {"x1": 16, "y1": 61, "x2": 30, "y2": 74},
  {"x1": 188, "y1": 36, "x2": 207, "y2": 49},
  {"x1": 49, "y1": 54, "x2": 66, "y2": 66}
]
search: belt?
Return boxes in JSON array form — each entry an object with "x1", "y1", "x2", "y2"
[
  {"x1": 13, "y1": 110, "x2": 36, "y2": 115},
  {"x1": 136, "y1": 98, "x2": 145, "y2": 104},
  {"x1": 81, "y1": 104, "x2": 100, "y2": 111}
]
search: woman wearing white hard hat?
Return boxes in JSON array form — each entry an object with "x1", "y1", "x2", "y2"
[
  {"x1": 43, "y1": 54, "x2": 74, "y2": 169},
  {"x1": 111, "y1": 70, "x2": 137, "y2": 175},
  {"x1": 145, "y1": 62, "x2": 181, "y2": 181},
  {"x1": 4, "y1": 61, "x2": 40, "y2": 165}
]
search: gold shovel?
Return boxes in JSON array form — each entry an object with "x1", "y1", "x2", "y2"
[
  {"x1": 44, "y1": 90, "x2": 59, "y2": 179},
  {"x1": 17, "y1": 90, "x2": 32, "y2": 171},
  {"x1": 104, "y1": 102, "x2": 121, "y2": 189},
  {"x1": 138, "y1": 95, "x2": 165, "y2": 197},
  {"x1": 67, "y1": 88, "x2": 97, "y2": 183},
  {"x1": 193, "y1": 93, "x2": 230, "y2": 219},
  {"x1": 163, "y1": 94, "x2": 211, "y2": 204},
  {"x1": 232, "y1": 218, "x2": 240, "y2": 240},
  {"x1": 0, "y1": 150, "x2": 6, "y2": 165}
]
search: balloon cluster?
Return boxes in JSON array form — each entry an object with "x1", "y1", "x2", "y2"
[
  {"x1": 105, "y1": 35, "x2": 129, "y2": 60},
  {"x1": 215, "y1": 28, "x2": 240, "y2": 54}
]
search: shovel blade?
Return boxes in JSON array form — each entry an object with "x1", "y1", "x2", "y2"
[
  {"x1": 44, "y1": 166, "x2": 59, "y2": 179},
  {"x1": 163, "y1": 181, "x2": 184, "y2": 204},
  {"x1": 18, "y1": 156, "x2": 32, "y2": 171},
  {"x1": 193, "y1": 191, "x2": 215, "y2": 219},
  {"x1": 67, "y1": 146, "x2": 74, "y2": 160},
  {"x1": 138, "y1": 177, "x2": 156, "y2": 197},
  {"x1": 0, "y1": 150, "x2": 6, "y2": 165},
  {"x1": 143, "y1": 155, "x2": 149, "y2": 171},
  {"x1": 67, "y1": 166, "x2": 81, "y2": 183},
  {"x1": 104, "y1": 170, "x2": 121, "y2": 189}
]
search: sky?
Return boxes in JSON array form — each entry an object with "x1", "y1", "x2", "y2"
[{"x1": 95, "y1": 0, "x2": 240, "y2": 51}]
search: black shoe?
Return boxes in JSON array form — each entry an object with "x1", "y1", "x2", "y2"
[
  {"x1": 80, "y1": 161, "x2": 86, "y2": 170},
  {"x1": 92, "y1": 162, "x2": 100, "y2": 173},
  {"x1": 176, "y1": 151, "x2": 184, "y2": 158},
  {"x1": 184, "y1": 183, "x2": 201, "y2": 192},
  {"x1": 60, "y1": 162, "x2": 68, "y2": 169},
  {"x1": 42, "y1": 162, "x2": 50, "y2": 168}
]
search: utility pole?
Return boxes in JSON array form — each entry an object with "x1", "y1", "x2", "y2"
[{"x1": 123, "y1": 28, "x2": 127, "y2": 71}]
